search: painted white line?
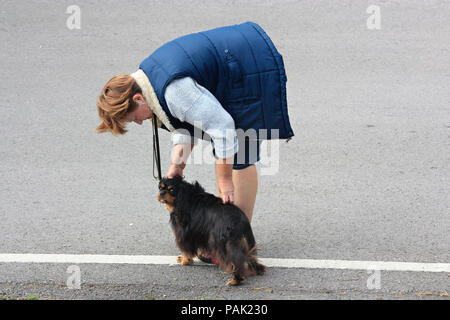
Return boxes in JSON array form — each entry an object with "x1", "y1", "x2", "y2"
[
  {"x1": 0, "y1": 254, "x2": 177, "y2": 265},
  {"x1": 259, "y1": 258, "x2": 450, "y2": 273},
  {"x1": 0, "y1": 254, "x2": 449, "y2": 273}
]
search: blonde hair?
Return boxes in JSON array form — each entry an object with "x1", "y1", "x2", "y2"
[{"x1": 95, "y1": 74, "x2": 142, "y2": 135}]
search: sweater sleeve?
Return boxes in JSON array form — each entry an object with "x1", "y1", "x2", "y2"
[{"x1": 164, "y1": 77, "x2": 238, "y2": 159}]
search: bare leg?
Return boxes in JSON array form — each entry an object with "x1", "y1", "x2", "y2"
[{"x1": 232, "y1": 165, "x2": 258, "y2": 222}]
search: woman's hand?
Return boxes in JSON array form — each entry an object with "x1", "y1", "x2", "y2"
[
  {"x1": 217, "y1": 176, "x2": 234, "y2": 204},
  {"x1": 166, "y1": 163, "x2": 184, "y2": 179}
]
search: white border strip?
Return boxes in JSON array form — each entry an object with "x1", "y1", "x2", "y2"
[{"x1": 0, "y1": 254, "x2": 449, "y2": 273}]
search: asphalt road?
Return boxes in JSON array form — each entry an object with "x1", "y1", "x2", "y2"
[{"x1": 0, "y1": 0, "x2": 449, "y2": 300}]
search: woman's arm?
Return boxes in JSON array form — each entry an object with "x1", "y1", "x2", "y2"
[
  {"x1": 165, "y1": 77, "x2": 238, "y2": 160},
  {"x1": 164, "y1": 77, "x2": 237, "y2": 203},
  {"x1": 215, "y1": 156, "x2": 235, "y2": 204},
  {"x1": 166, "y1": 143, "x2": 194, "y2": 178}
]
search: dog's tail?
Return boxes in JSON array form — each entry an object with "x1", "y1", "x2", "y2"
[
  {"x1": 238, "y1": 237, "x2": 266, "y2": 276},
  {"x1": 241, "y1": 224, "x2": 266, "y2": 275},
  {"x1": 246, "y1": 244, "x2": 266, "y2": 275},
  {"x1": 247, "y1": 258, "x2": 266, "y2": 275}
]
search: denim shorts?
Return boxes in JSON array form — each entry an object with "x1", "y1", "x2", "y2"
[{"x1": 212, "y1": 135, "x2": 262, "y2": 170}]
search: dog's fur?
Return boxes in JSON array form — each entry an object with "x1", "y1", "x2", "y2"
[{"x1": 157, "y1": 176, "x2": 266, "y2": 286}]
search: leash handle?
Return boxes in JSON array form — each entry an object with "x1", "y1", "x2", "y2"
[{"x1": 152, "y1": 113, "x2": 162, "y2": 181}]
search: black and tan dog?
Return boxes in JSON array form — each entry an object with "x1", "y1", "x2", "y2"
[{"x1": 157, "y1": 176, "x2": 266, "y2": 286}]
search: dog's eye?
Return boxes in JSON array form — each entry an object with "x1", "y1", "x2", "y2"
[{"x1": 169, "y1": 188, "x2": 175, "y2": 194}]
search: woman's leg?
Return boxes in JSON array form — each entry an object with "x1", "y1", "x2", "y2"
[{"x1": 232, "y1": 164, "x2": 258, "y2": 222}]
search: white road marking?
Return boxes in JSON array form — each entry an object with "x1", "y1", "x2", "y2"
[
  {"x1": 260, "y1": 258, "x2": 450, "y2": 273},
  {"x1": 0, "y1": 254, "x2": 449, "y2": 273}
]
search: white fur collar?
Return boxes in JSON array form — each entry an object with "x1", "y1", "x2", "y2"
[{"x1": 130, "y1": 69, "x2": 175, "y2": 132}]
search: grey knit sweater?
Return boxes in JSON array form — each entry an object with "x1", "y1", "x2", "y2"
[{"x1": 164, "y1": 77, "x2": 238, "y2": 159}]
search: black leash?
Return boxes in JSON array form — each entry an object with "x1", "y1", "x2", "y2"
[{"x1": 152, "y1": 113, "x2": 162, "y2": 181}]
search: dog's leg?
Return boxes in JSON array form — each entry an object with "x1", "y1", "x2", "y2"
[
  {"x1": 224, "y1": 240, "x2": 247, "y2": 286},
  {"x1": 176, "y1": 253, "x2": 194, "y2": 266}
]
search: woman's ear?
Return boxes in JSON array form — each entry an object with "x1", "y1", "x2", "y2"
[{"x1": 132, "y1": 93, "x2": 144, "y2": 104}]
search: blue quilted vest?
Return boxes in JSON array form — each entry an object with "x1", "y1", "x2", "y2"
[{"x1": 139, "y1": 21, "x2": 294, "y2": 140}]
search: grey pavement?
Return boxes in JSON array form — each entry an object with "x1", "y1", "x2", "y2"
[{"x1": 0, "y1": 0, "x2": 449, "y2": 300}]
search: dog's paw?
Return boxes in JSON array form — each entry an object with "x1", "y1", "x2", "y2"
[
  {"x1": 176, "y1": 256, "x2": 193, "y2": 266},
  {"x1": 226, "y1": 277, "x2": 244, "y2": 286}
]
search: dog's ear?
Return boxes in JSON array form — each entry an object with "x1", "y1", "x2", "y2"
[
  {"x1": 160, "y1": 176, "x2": 170, "y2": 184},
  {"x1": 172, "y1": 175, "x2": 183, "y2": 184},
  {"x1": 192, "y1": 181, "x2": 205, "y2": 193},
  {"x1": 161, "y1": 175, "x2": 183, "y2": 185}
]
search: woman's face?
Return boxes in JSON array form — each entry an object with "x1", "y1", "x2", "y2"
[{"x1": 125, "y1": 94, "x2": 153, "y2": 125}]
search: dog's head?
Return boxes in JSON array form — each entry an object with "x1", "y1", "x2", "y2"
[
  {"x1": 157, "y1": 176, "x2": 206, "y2": 213},
  {"x1": 157, "y1": 176, "x2": 183, "y2": 211}
]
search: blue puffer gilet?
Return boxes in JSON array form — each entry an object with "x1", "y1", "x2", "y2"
[{"x1": 139, "y1": 21, "x2": 294, "y2": 140}]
